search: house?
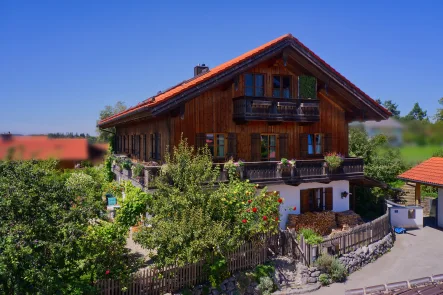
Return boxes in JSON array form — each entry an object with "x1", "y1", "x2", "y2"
[
  {"x1": 0, "y1": 134, "x2": 108, "y2": 169},
  {"x1": 98, "y1": 34, "x2": 390, "y2": 229},
  {"x1": 398, "y1": 157, "x2": 443, "y2": 228},
  {"x1": 350, "y1": 117, "x2": 404, "y2": 146}
]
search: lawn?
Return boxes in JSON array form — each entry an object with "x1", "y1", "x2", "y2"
[{"x1": 399, "y1": 145, "x2": 442, "y2": 164}]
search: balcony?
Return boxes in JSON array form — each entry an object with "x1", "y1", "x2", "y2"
[
  {"x1": 112, "y1": 157, "x2": 364, "y2": 189},
  {"x1": 233, "y1": 96, "x2": 320, "y2": 123}
]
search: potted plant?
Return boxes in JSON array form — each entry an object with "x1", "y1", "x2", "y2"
[
  {"x1": 289, "y1": 159, "x2": 296, "y2": 178},
  {"x1": 132, "y1": 163, "x2": 145, "y2": 185},
  {"x1": 277, "y1": 158, "x2": 292, "y2": 178},
  {"x1": 234, "y1": 159, "x2": 245, "y2": 179},
  {"x1": 122, "y1": 159, "x2": 132, "y2": 177},
  {"x1": 324, "y1": 152, "x2": 344, "y2": 173}
]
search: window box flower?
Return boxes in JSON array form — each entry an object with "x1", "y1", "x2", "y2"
[{"x1": 324, "y1": 152, "x2": 344, "y2": 172}]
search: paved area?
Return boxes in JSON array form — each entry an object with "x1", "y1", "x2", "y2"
[{"x1": 312, "y1": 226, "x2": 443, "y2": 294}]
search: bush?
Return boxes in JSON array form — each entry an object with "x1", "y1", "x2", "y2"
[
  {"x1": 132, "y1": 163, "x2": 144, "y2": 177},
  {"x1": 329, "y1": 259, "x2": 347, "y2": 282},
  {"x1": 314, "y1": 254, "x2": 334, "y2": 272},
  {"x1": 253, "y1": 264, "x2": 275, "y2": 283},
  {"x1": 208, "y1": 257, "x2": 230, "y2": 288},
  {"x1": 298, "y1": 228, "x2": 323, "y2": 245},
  {"x1": 122, "y1": 159, "x2": 132, "y2": 170},
  {"x1": 256, "y1": 276, "x2": 275, "y2": 295},
  {"x1": 318, "y1": 273, "x2": 331, "y2": 286}
]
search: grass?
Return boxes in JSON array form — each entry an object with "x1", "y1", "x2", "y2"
[{"x1": 399, "y1": 145, "x2": 442, "y2": 165}]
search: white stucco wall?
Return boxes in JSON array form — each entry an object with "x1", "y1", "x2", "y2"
[
  {"x1": 389, "y1": 206, "x2": 423, "y2": 229},
  {"x1": 438, "y1": 188, "x2": 443, "y2": 228},
  {"x1": 267, "y1": 180, "x2": 350, "y2": 229}
]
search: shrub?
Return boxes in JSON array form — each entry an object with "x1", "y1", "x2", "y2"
[
  {"x1": 208, "y1": 257, "x2": 230, "y2": 288},
  {"x1": 256, "y1": 276, "x2": 275, "y2": 295},
  {"x1": 298, "y1": 228, "x2": 323, "y2": 245},
  {"x1": 318, "y1": 273, "x2": 331, "y2": 286},
  {"x1": 329, "y1": 259, "x2": 347, "y2": 282},
  {"x1": 122, "y1": 159, "x2": 132, "y2": 170},
  {"x1": 324, "y1": 152, "x2": 344, "y2": 170},
  {"x1": 235, "y1": 272, "x2": 253, "y2": 294},
  {"x1": 132, "y1": 163, "x2": 144, "y2": 177},
  {"x1": 314, "y1": 254, "x2": 334, "y2": 272},
  {"x1": 253, "y1": 264, "x2": 275, "y2": 283}
]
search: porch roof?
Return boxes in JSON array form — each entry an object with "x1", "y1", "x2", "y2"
[{"x1": 398, "y1": 157, "x2": 443, "y2": 188}]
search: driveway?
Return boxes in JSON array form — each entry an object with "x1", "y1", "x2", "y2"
[{"x1": 312, "y1": 226, "x2": 443, "y2": 294}]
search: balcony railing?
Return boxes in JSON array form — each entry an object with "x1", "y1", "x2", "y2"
[
  {"x1": 112, "y1": 158, "x2": 364, "y2": 188},
  {"x1": 233, "y1": 96, "x2": 320, "y2": 123}
]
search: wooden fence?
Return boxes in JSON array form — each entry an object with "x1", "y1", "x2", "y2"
[
  {"x1": 96, "y1": 214, "x2": 392, "y2": 294},
  {"x1": 294, "y1": 213, "x2": 391, "y2": 266},
  {"x1": 96, "y1": 234, "x2": 279, "y2": 295}
]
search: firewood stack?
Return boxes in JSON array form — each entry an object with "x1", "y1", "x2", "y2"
[
  {"x1": 286, "y1": 211, "x2": 337, "y2": 236},
  {"x1": 336, "y1": 210, "x2": 364, "y2": 229}
]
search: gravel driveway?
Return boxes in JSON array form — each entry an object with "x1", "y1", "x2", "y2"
[{"x1": 311, "y1": 226, "x2": 443, "y2": 294}]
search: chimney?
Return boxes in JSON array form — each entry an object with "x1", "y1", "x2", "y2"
[{"x1": 194, "y1": 63, "x2": 209, "y2": 77}]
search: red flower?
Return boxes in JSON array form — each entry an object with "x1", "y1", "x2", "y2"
[
  {"x1": 262, "y1": 215, "x2": 268, "y2": 221},
  {"x1": 275, "y1": 217, "x2": 279, "y2": 221},
  {"x1": 277, "y1": 198, "x2": 283, "y2": 203},
  {"x1": 252, "y1": 207, "x2": 257, "y2": 213},
  {"x1": 242, "y1": 219, "x2": 247, "y2": 223},
  {"x1": 105, "y1": 270, "x2": 110, "y2": 275},
  {"x1": 293, "y1": 206, "x2": 297, "y2": 211},
  {"x1": 248, "y1": 199, "x2": 252, "y2": 204},
  {"x1": 246, "y1": 209, "x2": 250, "y2": 213}
]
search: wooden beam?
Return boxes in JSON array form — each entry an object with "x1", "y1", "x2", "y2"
[{"x1": 415, "y1": 183, "x2": 421, "y2": 205}]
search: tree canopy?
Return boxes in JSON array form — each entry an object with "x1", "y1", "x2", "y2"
[
  {"x1": 97, "y1": 101, "x2": 127, "y2": 143},
  {"x1": 376, "y1": 99, "x2": 401, "y2": 118},
  {"x1": 404, "y1": 102, "x2": 428, "y2": 121},
  {"x1": 434, "y1": 97, "x2": 443, "y2": 122}
]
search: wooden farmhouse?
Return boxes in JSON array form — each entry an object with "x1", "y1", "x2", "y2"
[{"x1": 98, "y1": 34, "x2": 391, "y2": 228}]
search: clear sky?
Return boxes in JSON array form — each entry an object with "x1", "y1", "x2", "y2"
[{"x1": 1, "y1": 0, "x2": 442, "y2": 135}]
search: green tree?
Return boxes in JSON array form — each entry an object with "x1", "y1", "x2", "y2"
[
  {"x1": 404, "y1": 102, "x2": 428, "y2": 121},
  {"x1": 133, "y1": 139, "x2": 280, "y2": 266},
  {"x1": 0, "y1": 160, "x2": 134, "y2": 294},
  {"x1": 376, "y1": 99, "x2": 400, "y2": 118},
  {"x1": 434, "y1": 97, "x2": 443, "y2": 122},
  {"x1": 97, "y1": 101, "x2": 127, "y2": 143}
]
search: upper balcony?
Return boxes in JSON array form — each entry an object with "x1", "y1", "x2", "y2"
[{"x1": 233, "y1": 96, "x2": 320, "y2": 123}]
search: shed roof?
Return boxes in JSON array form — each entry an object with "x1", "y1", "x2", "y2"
[{"x1": 398, "y1": 157, "x2": 443, "y2": 187}]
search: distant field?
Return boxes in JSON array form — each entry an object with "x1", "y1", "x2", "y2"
[{"x1": 399, "y1": 145, "x2": 442, "y2": 164}]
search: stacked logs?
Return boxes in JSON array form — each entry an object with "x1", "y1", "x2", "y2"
[
  {"x1": 286, "y1": 210, "x2": 365, "y2": 236},
  {"x1": 286, "y1": 211, "x2": 336, "y2": 236},
  {"x1": 336, "y1": 210, "x2": 364, "y2": 229}
]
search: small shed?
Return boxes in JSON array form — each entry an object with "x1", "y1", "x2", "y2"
[
  {"x1": 398, "y1": 157, "x2": 443, "y2": 228},
  {"x1": 386, "y1": 200, "x2": 423, "y2": 229}
]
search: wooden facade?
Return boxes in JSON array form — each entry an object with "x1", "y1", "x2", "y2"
[{"x1": 114, "y1": 59, "x2": 351, "y2": 163}]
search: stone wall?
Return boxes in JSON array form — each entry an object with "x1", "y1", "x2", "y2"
[
  {"x1": 298, "y1": 265, "x2": 320, "y2": 285},
  {"x1": 338, "y1": 233, "x2": 394, "y2": 274}
]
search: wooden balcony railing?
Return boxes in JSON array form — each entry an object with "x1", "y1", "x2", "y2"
[
  {"x1": 112, "y1": 158, "x2": 364, "y2": 188},
  {"x1": 233, "y1": 96, "x2": 320, "y2": 123}
]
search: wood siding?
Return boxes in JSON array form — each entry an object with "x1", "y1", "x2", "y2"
[{"x1": 115, "y1": 58, "x2": 348, "y2": 162}]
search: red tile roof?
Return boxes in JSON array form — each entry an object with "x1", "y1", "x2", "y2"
[
  {"x1": 398, "y1": 157, "x2": 443, "y2": 187},
  {"x1": 98, "y1": 33, "x2": 390, "y2": 126},
  {"x1": 0, "y1": 136, "x2": 89, "y2": 161}
]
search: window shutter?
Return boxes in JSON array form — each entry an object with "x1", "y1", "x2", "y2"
[
  {"x1": 299, "y1": 133, "x2": 308, "y2": 158},
  {"x1": 143, "y1": 134, "x2": 147, "y2": 161},
  {"x1": 300, "y1": 190, "x2": 310, "y2": 214},
  {"x1": 278, "y1": 133, "x2": 289, "y2": 159},
  {"x1": 324, "y1": 133, "x2": 333, "y2": 154},
  {"x1": 156, "y1": 133, "x2": 161, "y2": 160},
  {"x1": 226, "y1": 133, "x2": 237, "y2": 159},
  {"x1": 325, "y1": 187, "x2": 333, "y2": 211},
  {"x1": 251, "y1": 133, "x2": 261, "y2": 161},
  {"x1": 150, "y1": 134, "x2": 154, "y2": 159},
  {"x1": 195, "y1": 133, "x2": 206, "y2": 151}
]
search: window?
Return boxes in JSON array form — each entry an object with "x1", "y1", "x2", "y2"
[
  {"x1": 308, "y1": 133, "x2": 323, "y2": 155},
  {"x1": 205, "y1": 133, "x2": 226, "y2": 158},
  {"x1": 245, "y1": 73, "x2": 264, "y2": 96},
  {"x1": 260, "y1": 134, "x2": 277, "y2": 161},
  {"x1": 150, "y1": 133, "x2": 161, "y2": 160},
  {"x1": 301, "y1": 188, "x2": 333, "y2": 213},
  {"x1": 273, "y1": 75, "x2": 291, "y2": 98},
  {"x1": 408, "y1": 209, "x2": 416, "y2": 219}
]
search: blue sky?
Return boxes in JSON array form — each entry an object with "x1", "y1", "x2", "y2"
[{"x1": 1, "y1": 0, "x2": 442, "y2": 135}]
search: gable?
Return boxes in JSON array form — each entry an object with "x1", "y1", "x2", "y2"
[{"x1": 98, "y1": 34, "x2": 390, "y2": 128}]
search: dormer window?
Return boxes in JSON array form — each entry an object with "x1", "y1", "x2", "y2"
[
  {"x1": 245, "y1": 73, "x2": 264, "y2": 97},
  {"x1": 273, "y1": 75, "x2": 291, "y2": 98}
]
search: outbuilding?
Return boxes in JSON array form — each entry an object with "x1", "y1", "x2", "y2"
[{"x1": 398, "y1": 157, "x2": 443, "y2": 228}]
